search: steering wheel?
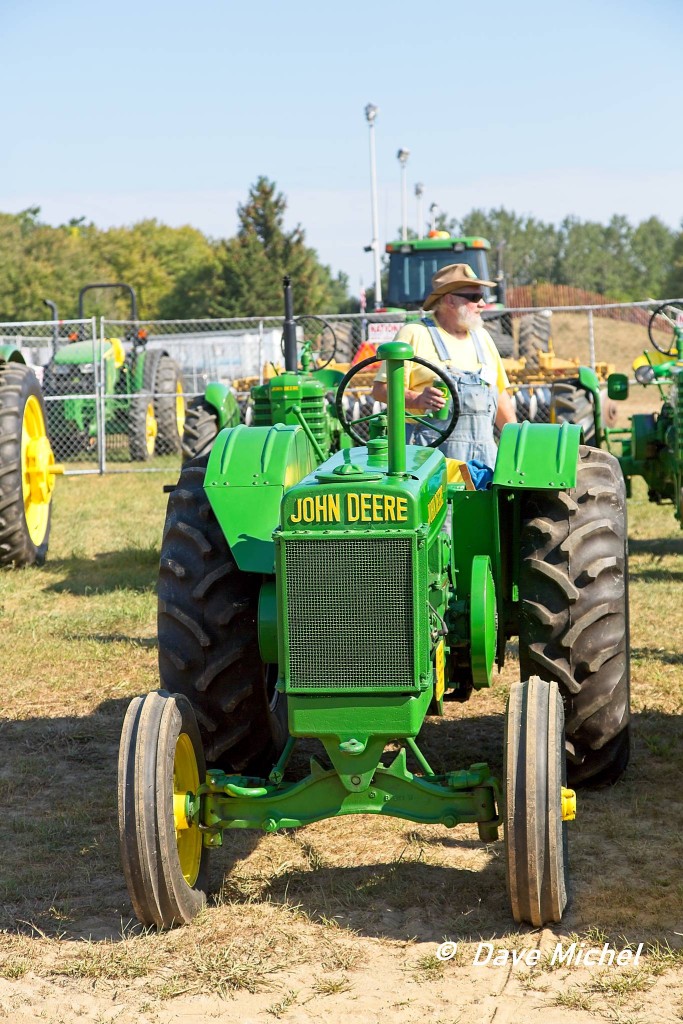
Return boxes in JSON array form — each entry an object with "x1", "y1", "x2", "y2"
[
  {"x1": 648, "y1": 301, "x2": 683, "y2": 355},
  {"x1": 335, "y1": 353, "x2": 460, "y2": 447},
  {"x1": 281, "y1": 315, "x2": 338, "y2": 371}
]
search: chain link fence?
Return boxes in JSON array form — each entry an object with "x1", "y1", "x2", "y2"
[{"x1": 1, "y1": 299, "x2": 677, "y2": 474}]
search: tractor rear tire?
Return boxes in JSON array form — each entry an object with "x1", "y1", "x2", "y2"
[
  {"x1": 519, "y1": 446, "x2": 630, "y2": 787},
  {"x1": 181, "y1": 397, "x2": 219, "y2": 463},
  {"x1": 158, "y1": 454, "x2": 287, "y2": 773},
  {"x1": 118, "y1": 689, "x2": 210, "y2": 928},
  {"x1": 551, "y1": 381, "x2": 596, "y2": 446},
  {"x1": 505, "y1": 677, "x2": 569, "y2": 926},
  {"x1": 0, "y1": 362, "x2": 53, "y2": 567},
  {"x1": 518, "y1": 311, "x2": 552, "y2": 371},
  {"x1": 154, "y1": 355, "x2": 185, "y2": 455},
  {"x1": 483, "y1": 316, "x2": 515, "y2": 358}
]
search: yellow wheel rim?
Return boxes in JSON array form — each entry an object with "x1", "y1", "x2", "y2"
[
  {"x1": 176, "y1": 381, "x2": 186, "y2": 436},
  {"x1": 145, "y1": 402, "x2": 158, "y2": 456},
  {"x1": 173, "y1": 732, "x2": 202, "y2": 886},
  {"x1": 22, "y1": 395, "x2": 55, "y2": 546}
]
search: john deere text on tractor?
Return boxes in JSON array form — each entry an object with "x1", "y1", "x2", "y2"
[
  {"x1": 119, "y1": 315, "x2": 630, "y2": 930},
  {"x1": 43, "y1": 283, "x2": 185, "y2": 461}
]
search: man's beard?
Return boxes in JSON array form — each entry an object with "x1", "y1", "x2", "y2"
[{"x1": 457, "y1": 306, "x2": 484, "y2": 331}]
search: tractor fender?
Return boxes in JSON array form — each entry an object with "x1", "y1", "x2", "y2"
[
  {"x1": 204, "y1": 423, "x2": 318, "y2": 574},
  {"x1": 493, "y1": 421, "x2": 582, "y2": 490},
  {"x1": 0, "y1": 346, "x2": 25, "y2": 364},
  {"x1": 204, "y1": 381, "x2": 241, "y2": 430}
]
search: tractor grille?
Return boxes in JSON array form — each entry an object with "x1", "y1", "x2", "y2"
[{"x1": 284, "y1": 537, "x2": 415, "y2": 691}]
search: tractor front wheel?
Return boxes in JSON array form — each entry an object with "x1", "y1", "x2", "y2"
[
  {"x1": 0, "y1": 362, "x2": 56, "y2": 566},
  {"x1": 505, "y1": 676, "x2": 569, "y2": 926},
  {"x1": 118, "y1": 689, "x2": 210, "y2": 928},
  {"x1": 519, "y1": 446, "x2": 630, "y2": 786},
  {"x1": 158, "y1": 454, "x2": 287, "y2": 772}
]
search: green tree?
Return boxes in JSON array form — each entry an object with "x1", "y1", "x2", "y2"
[{"x1": 209, "y1": 177, "x2": 350, "y2": 316}]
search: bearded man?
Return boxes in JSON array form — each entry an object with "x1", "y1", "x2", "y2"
[{"x1": 371, "y1": 263, "x2": 516, "y2": 467}]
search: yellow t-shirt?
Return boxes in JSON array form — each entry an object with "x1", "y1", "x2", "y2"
[{"x1": 374, "y1": 321, "x2": 510, "y2": 394}]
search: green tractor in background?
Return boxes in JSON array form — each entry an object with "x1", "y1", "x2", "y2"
[
  {"x1": 0, "y1": 348, "x2": 60, "y2": 566},
  {"x1": 119, "y1": 307, "x2": 631, "y2": 930},
  {"x1": 598, "y1": 300, "x2": 683, "y2": 526},
  {"x1": 181, "y1": 280, "x2": 353, "y2": 463},
  {"x1": 43, "y1": 283, "x2": 185, "y2": 461}
]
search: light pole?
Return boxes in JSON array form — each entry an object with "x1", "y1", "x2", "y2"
[
  {"x1": 364, "y1": 103, "x2": 382, "y2": 309},
  {"x1": 429, "y1": 202, "x2": 440, "y2": 234},
  {"x1": 397, "y1": 148, "x2": 410, "y2": 241},
  {"x1": 415, "y1": 182, "x2": 424, "y2": 239}
]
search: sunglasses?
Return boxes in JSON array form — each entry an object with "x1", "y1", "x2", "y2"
[{"x1": 453, "y1": 292, "x2": 484, "y2": 303}]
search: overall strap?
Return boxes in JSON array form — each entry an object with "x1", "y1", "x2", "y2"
[
  {"x1": 469, "y1": 329, "x2": 489, "y2": 368},
  {"x1": 421, "y1": 317, "x2": 451, "y2": 363},
  {"x1": 422, "y1": 318, "x2": 490, "y2": 377}
]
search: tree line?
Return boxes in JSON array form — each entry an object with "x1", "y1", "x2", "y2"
[
  {"x1": 0, "y1": 177, "x2": 351, "y2": 323},
  {"x1": 443, "y1": 208, "x2": 682, "y2": 301},
  {"x1": 1, "y1": 177, "x2": 681, "y2": 322}
]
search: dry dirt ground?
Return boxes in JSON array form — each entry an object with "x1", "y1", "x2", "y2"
[{"x1": 1, "y1": 364, "x2": 682, "y2": 1023}]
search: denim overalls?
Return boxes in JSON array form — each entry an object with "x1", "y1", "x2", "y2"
[{"x1": 410, "y1": 319, "x2": 499, "y2": 468}]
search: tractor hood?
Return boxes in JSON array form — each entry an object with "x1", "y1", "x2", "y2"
[{"x1": 54, "y1": 340, "x2": 113, "y2": 366}]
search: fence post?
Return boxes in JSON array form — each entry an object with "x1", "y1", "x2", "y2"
[
  {"x1": 258, "y1": 320, "x2": 264, "y2": 384},
  {"x1": 97, "y1": 317, "x2": 106, "y2": 474},
  {"x1": 587, "y1": 309, "x2": 596, "y2": 371}
]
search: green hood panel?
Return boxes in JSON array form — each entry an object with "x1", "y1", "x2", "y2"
[
  {"x1": 205, "y1": 423, "x2": 318, "y2": 574},
  {"x1": 493, "y1": 421, "x2": 581, "y2": 490},
  {"x1": 54, "y1": 340, "x2": 111, "y2": 365}
]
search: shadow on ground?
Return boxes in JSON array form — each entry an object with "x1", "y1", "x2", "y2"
[{"x1": 44, "y1": 549, "x2": 160, "y2": 596}]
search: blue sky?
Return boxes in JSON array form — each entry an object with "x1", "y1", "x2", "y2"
[{"x1": 1, "y1": 0, "x2": 682, "y2": 297}]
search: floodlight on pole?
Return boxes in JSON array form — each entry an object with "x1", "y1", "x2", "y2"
[
  {"x1": 415, "y1": 182, "x2": 424, "y2": 239},
  {"x1": 364, "y1": 103, "x2": 382, "y2": 308},
  {"x1": 429, "y1": 202, "x2": 440, "y2": 233},
  {"x1": 397, "y1": 148, "x2": 410, "y2": 241}
]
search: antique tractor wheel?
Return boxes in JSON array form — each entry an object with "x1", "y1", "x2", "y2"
[
  {"x1": 504, "y1": 677, "x2": 569, "y2": 926},
  {"x1": 181, "y1": 397, "x2": 219, "y2": 462},
  {"x1": 519, "y1": 446, "x2": 630, "y2": 786},
  {"x1": 0, "y1": 362, "x2": 57, "y2": 567},
  {"x1": 153, "y1": 354, "x2": 185, "y2": 455},
  {"x1": 118, "y1": 689, "x2": 210, "y2": 928},
  {"x1": 158, "y1": 454, "x2": 287, "y2": 772}
]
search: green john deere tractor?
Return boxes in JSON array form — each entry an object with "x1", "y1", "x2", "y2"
[
  {"x1": 43, "y1": 284, "x2": 185, "y2": 461},
  {"x1": 597, "y1": 300, "x2": 683, "y2": 526},
  {"x1": 119, "y1": 308, "x2": 631, "y2": 930},
  {"x1": 0, "y1": 349, "x2": 60, "y2": 566}
]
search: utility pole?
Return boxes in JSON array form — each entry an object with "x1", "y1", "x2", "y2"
[
  {"x1": 397, "y1": 148, "x2": 410, "y2": 241},
  {"x1": 415, "y1": 182, "x2": 424, "y2": 239},
  {"x1": 364, "y1": 103, "x2": 383, "y2": 308}
]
